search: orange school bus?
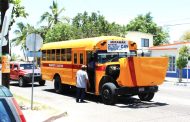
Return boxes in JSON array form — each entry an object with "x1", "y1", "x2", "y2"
[{"x1": 40, "y1": 36, "x2": 168, "y2": 105}]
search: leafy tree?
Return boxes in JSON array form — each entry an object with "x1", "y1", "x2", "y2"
[
  {"x1": 10, "y1": 0, "x2": 28, "y2": 27},
  {"x1": 11, "y1": 53, "x2": 21, "y2": 61},
  {"x1": 126, "y1": 12, "x2": 169, "y2": 46},
  {"x1": 72, "y1": 11, "x2": 126, "y2": 39},
  {"x1": 11, "y1": 22, "x2": 35, "y2": 60},
  {"x1": 180, "y1": 30, "x2": 190, "y2": 41},
  {"x1": 39, "y1": 0, "x2": 68, "y2": 28},
  {"x1": 176, "y1": 46, "x2": 189, "y2": 82},
  {"x1": 44, "y1": 23, "x2": 73, "y2": 43}
]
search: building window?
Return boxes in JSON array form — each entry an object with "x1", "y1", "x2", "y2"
[
  {"x1": 168, "y1": 56, "x2": 176, "y2": 72},
  {"x1": 141, "y1": 38, "x2": 149, "y2": 47}
]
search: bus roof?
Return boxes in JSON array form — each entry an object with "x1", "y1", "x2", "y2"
[{"x1": 41, "y1": 36, "x2": 128, "y2": 50}]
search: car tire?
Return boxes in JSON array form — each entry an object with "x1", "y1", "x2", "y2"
[
  {"x1": 39, "y1": 80, "x2": 46, "y2": 86},
  {"x1": 18, "y1": 77, "x2": 25, "y2": 87},
  {"x1": 54, "y1": 75, "x2": 63, "y2": 93},
  {"x1": 138, "y1": 93, "x2": 155, "y2": 101},
  {"x1": 101, "y1": 82, "x2": 117, "y2": 105}
]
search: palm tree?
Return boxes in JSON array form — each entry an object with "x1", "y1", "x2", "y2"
[
  {"x1": 39, "y1": 0, "x2": 69, "y2": 28},
  {"x1": 11, "y1": 22, "x2": 35, "y2": 61}
]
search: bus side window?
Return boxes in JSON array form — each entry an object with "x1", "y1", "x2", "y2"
[
  {"x1": 47, "y1": 50, "x2": 51, "y2": 61},
  {"x1": 42, "y1": 50, "x2": 46, "y2": 61},
  {"x1": 66, "y1": 48, "x2": 71, "y2": 61},
  {"x1": 52, "y1": 49, "x2": 55, "y2": 61},
  {"x1": 74, "y1": 53, "x2": 77, "y2": 64},
  {"x1": 61, "y1": 49, "x2": 66, "y2": 61},
  {"x1": 56, "y1": 49, "x2": 61, "y2": 61},
  {"x1": 80, "y1": 53, "x2": 83, "y2": 64}
]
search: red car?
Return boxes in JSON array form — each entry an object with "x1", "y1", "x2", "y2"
[
  {"x1": 10, "y1": 62, "x2": 46, "y2": 87},
  {"x1": 0, "y1": 85, "x2": 26, "y2": 122}
]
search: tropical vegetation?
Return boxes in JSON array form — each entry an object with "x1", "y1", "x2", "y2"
[
  {"x1": 9, "y1": 0, "x2": 171, "y2": 61},
  {"x1": 176, "y1": 46, "x2": 190, "y2": 82},
  {"x1": 126, "y1": 12, "x2": 169, "y2": 46}
]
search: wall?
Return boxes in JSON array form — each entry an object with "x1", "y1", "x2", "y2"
[
  {"x1": 151, "y1": 50, "x2": 177, "y2": 57},
  {"x1": 125, "y1": 31, "x2": 153, "y2": 53},
  {"x1": 149, "y1": 42, "x2": 190, "y2": 79}
]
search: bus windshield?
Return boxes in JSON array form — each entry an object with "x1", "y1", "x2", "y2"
[{"x1": 97, "y1": 51, "x2": 136, "y2": 64}]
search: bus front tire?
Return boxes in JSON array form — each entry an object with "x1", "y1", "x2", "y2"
[
  {"x1": 101, "y1": 83, "x2": 117, "y2": 105},
  {"x1": 54, "y1": 76, "x2": 63, "y2": 93},
  {"x1": 138, "y1": 92, "x2": 155, "y2": 101}
]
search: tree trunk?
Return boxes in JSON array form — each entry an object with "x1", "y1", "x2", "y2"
[{"x1": 178, "y1": 69, "x2": 182, "y2": 82}]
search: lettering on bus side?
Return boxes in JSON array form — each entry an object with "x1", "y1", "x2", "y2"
[{"x1": 46, "y1": 63, "x2": 64, "y2": 68}]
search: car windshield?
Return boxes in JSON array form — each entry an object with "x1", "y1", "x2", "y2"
[
  {"x1": 20, "y1": 64, "x2": 37, "y2": 69},
  {"x1": 97, "y1": 51, "x2": 137, "y2": 64},
  {"x1": 0, "y1": 99, "x2": 15, "y2": 122}
]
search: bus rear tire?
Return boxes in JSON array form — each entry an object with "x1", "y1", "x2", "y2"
[
  {"x1": 54, "y1": 75, "x2": 63, "y2": 93},
  {"x1": 101, "y1": 82, "x2": 117, "y2": 105}
]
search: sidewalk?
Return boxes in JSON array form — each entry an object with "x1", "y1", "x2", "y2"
[{"x1": 164, "y1": 77, "x2": 190, "y2": 87}]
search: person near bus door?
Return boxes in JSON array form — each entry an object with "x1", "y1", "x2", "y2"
[{"x1": 76, "y1": 65, "x2": 90, "y2": 103}]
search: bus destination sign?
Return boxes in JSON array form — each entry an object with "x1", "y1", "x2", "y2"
[{"x1": 107, "y1": 40, "x2": 129, "y2": 52}]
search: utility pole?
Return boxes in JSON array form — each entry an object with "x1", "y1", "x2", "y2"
[{"x1": 1, "y1": 0, "x2": 10, "y2": 88}]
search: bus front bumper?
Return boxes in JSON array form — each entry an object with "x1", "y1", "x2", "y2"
[{"x1": 115, "y1": 86, "x2": 158, "y2": 95}]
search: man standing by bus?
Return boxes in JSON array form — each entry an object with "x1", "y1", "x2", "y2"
[{"x1": 76, "y1": 65, "x2": 89, "y2": 103}]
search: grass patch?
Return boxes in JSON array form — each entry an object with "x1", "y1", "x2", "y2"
[{"x1": 13, "y1": 93, "x2": 58, "y2": 112}]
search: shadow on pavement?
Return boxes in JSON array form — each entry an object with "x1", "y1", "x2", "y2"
[
  {"x1": 43, "y1": 88, "x2": 169, "y2": 108},
  {"x1": 116, "y1": 96, "x2": 168, "y2": 108},
  {"x1": 10, "y1": 82, "x2": 44, "y2": 88}
]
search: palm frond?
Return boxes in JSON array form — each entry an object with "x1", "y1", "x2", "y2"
[
  {"x1": 39, "y1": 12, "x2": 52, "y2": 23},
  {"x1": 14, "y1": 30, "x2": 21, "y2": 35},
  {"x1": 58, "y1": 7, "x2": 65, "y2": 16},
  {"x1": 16, "y1": 22, "x2": 25, "y2": 31}
]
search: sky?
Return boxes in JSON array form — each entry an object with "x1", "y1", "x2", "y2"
[{"x1": 10, "y1": 0, "x2": 190, "y2": 56}]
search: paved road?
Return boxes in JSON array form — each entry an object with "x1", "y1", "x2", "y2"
[{"x1": 10, "y1": 80, "x2": 190, "y2": 122}]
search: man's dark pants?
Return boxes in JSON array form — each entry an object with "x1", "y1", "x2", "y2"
[{"x1": 76, "y1": 87, "x2": 85, "y2": 102}]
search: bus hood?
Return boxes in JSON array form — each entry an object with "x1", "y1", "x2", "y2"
[{"x1": 118, "y1": 57, "x2": 168, "y2": 87}]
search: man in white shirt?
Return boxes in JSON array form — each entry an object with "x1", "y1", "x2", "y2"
[{"x1": 76, "y1": 65, "x2": 89, "y2": 103}]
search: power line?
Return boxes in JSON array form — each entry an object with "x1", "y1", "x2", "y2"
[
  {"x1": 163, "y1": 23, "x2": 190, "y2": 27},
  {"x1": 159, "y1": 18, "x2": 190, "y2": 23}
]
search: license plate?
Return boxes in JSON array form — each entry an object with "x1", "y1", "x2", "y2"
[{"x1": 139, "y1": 88, "x2": 144, "y2": 92}]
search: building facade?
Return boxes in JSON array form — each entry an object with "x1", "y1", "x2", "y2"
[
  {"x1": 126, "y1": 31, "x2": 190, "y2": 79},
  {"x1": 125, "y1": 31, "x2": 153, "y2": 56},
  {"x1": 149, "y1": 42, "x2": 190, "y2": 78}
]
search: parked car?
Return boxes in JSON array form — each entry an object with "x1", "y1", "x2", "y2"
[
  {"x1": 10, "y1": 62, "x2": 46, "y2": 87},
  {"x1": 0, "y1": 85, "x2": 26, "y2": 122}
]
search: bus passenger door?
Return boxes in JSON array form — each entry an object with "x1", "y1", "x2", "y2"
[
  {"x1": 72, "y1": 50, "x2": 86, "y2": 85},
  {"x1": 87, "y1": 51, "x2": 95, "y2": 92}
]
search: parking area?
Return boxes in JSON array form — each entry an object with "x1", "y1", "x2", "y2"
[{"x1": 9, "y1": 80, "x2": 190, "y2": 122}]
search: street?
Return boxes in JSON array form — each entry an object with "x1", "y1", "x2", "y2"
[{"x1": 10, "y1": 80, "x2": 190, "y2": 122}]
